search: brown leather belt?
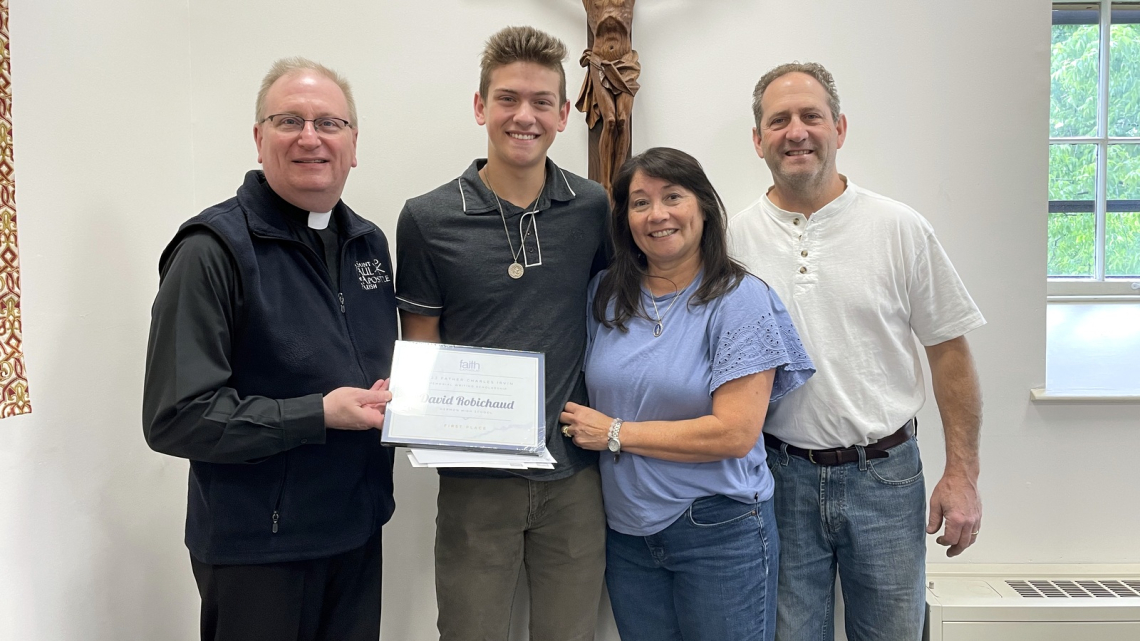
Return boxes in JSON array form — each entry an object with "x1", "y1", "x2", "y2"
[{"x1": 764, "y1": 419, "x2": 915, "y2": 467}]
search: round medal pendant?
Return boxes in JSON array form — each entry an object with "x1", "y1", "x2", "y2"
[
  {"x1": 508, "y1": 262, "x2": 525, "y2": 279},
  {"x1": 653, "y1": 322, "x2": 664, "y2": 337}
]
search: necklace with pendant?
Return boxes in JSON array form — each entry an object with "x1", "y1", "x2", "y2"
[
  {"x1": 648, "y1": 285, "x2": 683, "y2": 337},
  {"x1": 483, "y1": 167, "x2": 544, "y2": 279}
]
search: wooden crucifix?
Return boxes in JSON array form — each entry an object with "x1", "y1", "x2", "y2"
[{"x1": 575, "y1": 0, "x2": 639, "y2": 196}]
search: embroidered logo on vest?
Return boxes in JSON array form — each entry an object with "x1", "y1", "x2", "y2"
[{"x1": 355, "y1": 259, "x2": 391, "y2": 291}]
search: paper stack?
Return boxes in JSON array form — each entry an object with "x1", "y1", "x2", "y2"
[{"x1": 407, "y1": 447, "x2": 557, "y2": 470}]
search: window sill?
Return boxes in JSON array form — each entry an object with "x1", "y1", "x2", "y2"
[
  {"x1": 1048, "y1": 295, "x2": 1140, "y2": 303},
  {"x1": 1047, "y1": 280, "x2": 1140, "y2": 297},
  {"x1": 1030, "y1": 387, "x2": 1140, "y2": 403}
]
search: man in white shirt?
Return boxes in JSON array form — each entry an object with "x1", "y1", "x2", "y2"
[{"x1": 728, "y1": 62, "x2": 985, "y2": 641}]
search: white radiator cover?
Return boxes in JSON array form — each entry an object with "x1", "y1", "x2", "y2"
[{"x1": 925, "y1": 564, "x2": 1140, "y2": 641}]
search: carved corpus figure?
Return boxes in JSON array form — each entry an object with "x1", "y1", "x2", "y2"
[{"x1": 576, "y1": 0, "x2": 639, "y2": 195}]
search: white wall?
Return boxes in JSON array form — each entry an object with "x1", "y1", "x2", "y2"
[
  {"x1": 1046, "y1": 302, "x2": 1140, "y2": 394},
  {"x1": 3, "y1": 0, "x2": 1135, "y2": 639}
]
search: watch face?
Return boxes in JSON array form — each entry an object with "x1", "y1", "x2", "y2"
[{"x1": 607, "y1": 439, "x2": 620, "y2": 453}]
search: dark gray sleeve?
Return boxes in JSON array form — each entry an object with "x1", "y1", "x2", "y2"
[
  {"x1": 394, "y1": 203, "x2": 444, "y2": 317},
  {"x1": 142, "y1": 229, "x2": 327, "y2": 464},
  {"x1": 590, "y1": 207, "x2": 613, "y2": 279}
]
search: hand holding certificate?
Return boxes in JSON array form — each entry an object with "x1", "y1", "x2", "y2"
[{"x1": 381, "y1": 341, "x2": 548, "y2": 457}]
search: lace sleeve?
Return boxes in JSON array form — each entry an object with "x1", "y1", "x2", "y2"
[{"x1": 711, "y1": 310, "x2": 815, "y2": 401}]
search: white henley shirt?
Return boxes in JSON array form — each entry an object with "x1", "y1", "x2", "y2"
[{"x1": 728, "y1": 181, "x2": 985, "y2": 450}]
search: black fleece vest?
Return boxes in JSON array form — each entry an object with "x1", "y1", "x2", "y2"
[{"x1": 164, "y1": 171, "x2": 397, "y2": 564}]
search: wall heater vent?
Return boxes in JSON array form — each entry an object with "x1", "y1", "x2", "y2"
[
  {"x1": 925, "y1": 565, "x2": 1140, "y2": 641},
  {"x1": 1006, "y1": 579, "x2": 1140, "y2": 598}
]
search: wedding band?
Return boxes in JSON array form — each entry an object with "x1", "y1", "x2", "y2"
[
  {"x1": 972, "y1": 530, "x2": 980, "y2": 535},
  {"x1": 561, "y1": 425, "x2": 571, "y2": 437}
]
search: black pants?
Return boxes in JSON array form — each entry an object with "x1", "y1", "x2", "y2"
[{"x1": 190, "y1": 530, "x2": 382, "y2": 641}]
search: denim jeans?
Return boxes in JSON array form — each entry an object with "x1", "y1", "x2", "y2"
[
  {"x1": 605, "y1": 494, "x2": 779, "y2": 641},
  {"x1": 766, "y1": 438, "x2": 927, "y2": 641}
]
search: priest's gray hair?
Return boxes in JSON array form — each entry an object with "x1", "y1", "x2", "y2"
[{"x1": 255, "y1": 57, "x2": 358, "y2": 126}]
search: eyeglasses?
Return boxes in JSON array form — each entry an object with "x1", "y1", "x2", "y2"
[{"x1": 260, "y1": 113, "x2": 353, "y2": 135}]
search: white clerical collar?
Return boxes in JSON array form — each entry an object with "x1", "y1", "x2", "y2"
[{"x1": 307, "y1": 211, "x2": 332, "y2": 230}]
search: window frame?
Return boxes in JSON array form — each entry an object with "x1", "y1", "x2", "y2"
[{"x1": 1049, "y1": 1, "x2": 1140, "y2": 298}]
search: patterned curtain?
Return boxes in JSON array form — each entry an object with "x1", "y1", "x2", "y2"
[{"x1": 0, "y1": 0, "x2": 30, "y2": 417}]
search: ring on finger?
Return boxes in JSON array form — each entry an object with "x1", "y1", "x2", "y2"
[{"x1": 561, "y1": 425, "x2": 571, "y2": 437}]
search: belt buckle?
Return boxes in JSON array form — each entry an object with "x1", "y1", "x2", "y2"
[{"x1": 808, "y1": 449, "x2": 817, "y2": 464}]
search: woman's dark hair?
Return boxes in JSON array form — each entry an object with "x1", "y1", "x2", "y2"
[{"x1": 594, "y1": 147, "x2": 747, "y2": 331}]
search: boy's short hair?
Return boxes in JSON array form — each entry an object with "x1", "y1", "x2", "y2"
[{"x1": 479, "y1": 26, "x2": 568, "y2": 104}]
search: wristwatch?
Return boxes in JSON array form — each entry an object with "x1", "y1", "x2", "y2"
[{"x1": 607, "y1": 418, "x2": 624, "y2": 462}]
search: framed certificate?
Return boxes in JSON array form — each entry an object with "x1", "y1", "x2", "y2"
[{"x1": 380, "y1": 341, "x2": 546, "y2": 454}]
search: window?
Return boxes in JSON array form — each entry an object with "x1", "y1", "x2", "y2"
[
  {"x1": 1040, "y1": 2, "x2": 1140, "y2": 400},
  {"x1": 1050, "y1": 2, "x2": 1140, "y2": 296}
]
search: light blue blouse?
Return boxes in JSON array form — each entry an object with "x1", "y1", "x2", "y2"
[{"x1": 584, "y1": 271, "x2": 814, "y2": 536}]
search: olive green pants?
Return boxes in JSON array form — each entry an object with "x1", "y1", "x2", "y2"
[{"x1": 435, "y1": 466, "x2": 607, "y2": 641}]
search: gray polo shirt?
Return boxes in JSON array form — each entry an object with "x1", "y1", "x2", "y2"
[{"x1": 396, "y1": 158, "x2": 610, "y2": 480}]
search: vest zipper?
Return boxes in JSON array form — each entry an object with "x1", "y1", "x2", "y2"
[
  {"x1": 248, "y1": 226, "x2": 374, "y2": 386},
  {"x1": 272, "y1": 453, "x2": 290, "y2": 534},
  {"x1": 336, "y1": 241, "x2": 371, "y2": 386}
]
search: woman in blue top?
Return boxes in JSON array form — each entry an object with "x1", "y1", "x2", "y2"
[{"x1": 561, "y1": 147, "x2": 813, "y2": 641}]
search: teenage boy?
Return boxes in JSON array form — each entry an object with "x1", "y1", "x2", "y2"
[{"x1": 396, "y1": 26, "x2": 610, "y2": 641}]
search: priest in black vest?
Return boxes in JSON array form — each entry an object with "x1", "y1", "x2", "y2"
[{"x1": 143, "y1": 57, "x2": 398, "y2": 641}]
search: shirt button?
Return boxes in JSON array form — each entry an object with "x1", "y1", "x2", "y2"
[
  {"x1": 799, "y1": 266, "x2": 807, "y2": 274},
  {"x1": 793, "y1": 218, "x2": 801, "y2": 226},
  {"x1": 801, "y1": 250, "x2": 808, "y2": 257}
]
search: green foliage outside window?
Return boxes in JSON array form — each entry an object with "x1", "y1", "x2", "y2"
[
  {"x1": 1048, "y1": 144, "x2": 1096, "y2": 276},
  {"x1": 1107, "y1": 144, "x2": 1140, "y2": 276},
  {"x1": 1050, "y1": 19, "x2": 1140, "y2": 278}
]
